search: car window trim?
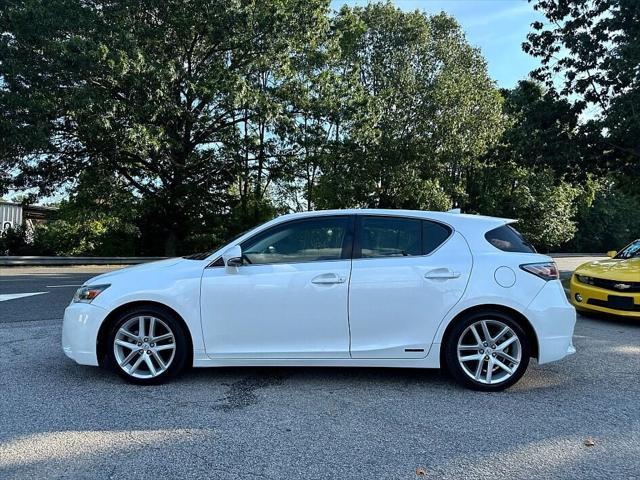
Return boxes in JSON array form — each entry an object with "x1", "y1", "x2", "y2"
[{"x1": 207, "y1": 213, "x2": 455, "y2": 267}]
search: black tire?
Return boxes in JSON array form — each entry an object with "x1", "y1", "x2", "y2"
[
  {"x1": 444, "y1": 310, "x2": 530, "y2": 392},
  {"x1": 105, "y1": 305, "x2": 189, "y2": 385}
]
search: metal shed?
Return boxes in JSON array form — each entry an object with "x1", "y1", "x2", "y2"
[{"x1": 1, "y1": 202, "x2": 23, "y2": 231}]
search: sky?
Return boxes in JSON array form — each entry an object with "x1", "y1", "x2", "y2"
[{"x1": 331, "y1": 0, "x2": 545, "y2": 89}]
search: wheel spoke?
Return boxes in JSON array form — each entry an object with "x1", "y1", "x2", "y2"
[
  {"x1": 469, "y1": 325, "x2": 483, "y2": 345},
  {"x1": 119, "y1": 349, "x2": 138, "y2": 367},
  {"x1": 480, "y1": 321, "x2": 491, "y2": 343},
  {"x1": 485, "y1": 358, "x2": 493, "y2": 384},
  {"x1": 118, "y1": 328, "x2": 138, "y2": 341},
  {"x1": 497, "y1": 351, "x2": 518, "y2": 364},
  {"x1": 496, "y1": 336, "x2": 517, "y2": 351},
  {"x1": 154, "y1": 344, "x2": 175, "y2": 352},
  {"x1": 152, "y1": 333, "x2": 174, "y2": 343},
  {"x1": 115, "y1": 339, "x2": 138, "y2": 350},
  {"x1": 149, "y1": 317, "x2": 156, "y2": 339},
  {"x1": 138, "y1": 316, "x2": 146, "y2": 338},
  {"x1": 460, "y1": 353, "x2": 483, "y2": 362},
  {"x1": 492, "y1": 326, "x2": 508, "y2": 343},
  {"x1": 474, "y1": 358, "x2": 484, "y2": 380},
  {"x1": 151, "y1": 350, "x2": 167, "y2": 370},
  {"x1": 459, "y1": 344, "x2": 481, "y2": 350},
  {"x1": 129, "y1": 354, "x2": 145, "y2": 374},
  {"x1": 143, "y1": 354, "x2": 157, "y2": 376},
  {"x1": 493, "y1": 357, "x2": 514, "y2": 374}
]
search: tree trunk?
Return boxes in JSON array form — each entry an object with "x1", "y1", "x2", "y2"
[{"x1": 164, "y1": 229, "x2": 178, "y2": 257}]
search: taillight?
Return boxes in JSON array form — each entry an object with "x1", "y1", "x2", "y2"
[{"x1": 520, "y1": 262, "x2": 559, "y2": 281}]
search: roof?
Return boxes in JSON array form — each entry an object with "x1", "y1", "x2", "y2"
[
  {"x1": 0, "y1": 201, "x2": 57, "y2": 211},
  {"x1": 274, "y1": 208, "x2": 514, "y2": 231}
]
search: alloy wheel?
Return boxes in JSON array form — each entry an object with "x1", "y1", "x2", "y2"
[
  {"x1": 456, "y1": 319, "x2": 522, "y2": 385},
  {"x1": 113, "y1": 315, "x2": 176, "y2": 379}
]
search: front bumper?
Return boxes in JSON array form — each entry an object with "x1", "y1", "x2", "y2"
[
  {"x1": 61, "y1": 302, "x2": 108, "y2": 366},
  {"x1": 569, "y1": 275, "x2": 640, "y2": 318},
  {"x1": 524, "y1": 280, "x2": 577, "y2": 364}
]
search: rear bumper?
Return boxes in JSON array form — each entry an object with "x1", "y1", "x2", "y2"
[
  {"x1": 569, "y1": 275, "x2": 640, "y2": 318},
  {"x1": 61, "y1": 302, "x2": 108, "y2": 366},
  {"x1": 525, "y1": 280, "x2": 576, "y2": 364}
]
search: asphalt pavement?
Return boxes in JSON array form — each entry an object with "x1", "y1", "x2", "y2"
[{"x1": 0, "y1": 266, "x2": 638, "y2": 479}]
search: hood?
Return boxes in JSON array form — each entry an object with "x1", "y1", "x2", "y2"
[
  {"x1": 575, "y1": 258, "x2": 640, "y2": 282},
  {"x1": 83, "y1": 258, "x2": 185, "y2": 285}
]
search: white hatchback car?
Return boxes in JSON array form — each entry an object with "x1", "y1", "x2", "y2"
[{"x1": 62, "y1": 209, "x2": 576, "y2": 391}]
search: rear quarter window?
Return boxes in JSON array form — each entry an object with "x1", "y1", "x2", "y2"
[
  {"x1": 485, "y1": 225, "x2": 536, "y2": 253},
  {"x1": 423, "y1": 220, "x2": 452, "y2": 254}
]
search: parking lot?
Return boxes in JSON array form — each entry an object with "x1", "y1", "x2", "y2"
[{"x1": 1, "y1": 264, "x2": 638, "y2": 479}]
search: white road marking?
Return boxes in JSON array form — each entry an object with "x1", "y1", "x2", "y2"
[
  {"x1": 45, "y1": 284, "x2": 82, "y2": 288},
  {"x1": 0, "y1": 292, "x2": 48, "y2": 302}
]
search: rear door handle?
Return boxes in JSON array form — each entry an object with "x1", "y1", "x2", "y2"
[
  {"x1": 311, "y1": 273, "x2": 346, "y2": 285},
  {"x1": 424, "y1": 268, "x2": 461, "y2": 280}
]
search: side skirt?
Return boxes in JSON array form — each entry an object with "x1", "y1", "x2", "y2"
[{"x1": 192, "y1": 343, "x2": 442, "y2": 369}]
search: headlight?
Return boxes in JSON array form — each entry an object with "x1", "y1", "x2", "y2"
[
  {"x1": 72, "y1": 284, "x2": 111, "y2": 303},
  {"x1": 575, "y1": 274, "x2": 594, "y2": 285}
]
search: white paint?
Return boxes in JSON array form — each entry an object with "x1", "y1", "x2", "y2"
[
  {"x1": 0, "y1": 292, "x2": 47, "y2": 302},
  {"x1": 494, "y1": 266, "x2": 517, "y2": 288},
  {"x1": 61, "y1": 209, "x2": 576, "y2": 384},
  {"x1": 349, "y1": 232, "x2": 472, "y2": 358}
]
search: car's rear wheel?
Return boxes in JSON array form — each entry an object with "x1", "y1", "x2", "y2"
[
  {"x1": 444, "y1": 311, "x2": 530, "y2": 391},
  {"x1": 105, "y1": 306, "x2": 188, "y2": 385}
]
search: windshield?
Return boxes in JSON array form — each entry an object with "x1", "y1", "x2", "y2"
[{"x1": 615, "y1": 239, "x2": 640, "y2": 259}]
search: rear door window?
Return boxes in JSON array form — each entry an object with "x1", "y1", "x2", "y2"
[
  {"x1": 359, "y1": 216, "x2": 422, "y2": 258},
  {"x1": 356, "y1": 216, "x2": 453, "y2": 258},
  {"x1": 485, "y1": 225, "x2": 536, "y2": 253}
]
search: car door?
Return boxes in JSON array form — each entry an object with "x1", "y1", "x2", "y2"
[
  {"x1": 200, "y1": 215, "x2": 354, "y2": 359},
  {"x1": 349, "y1": 215, "x2": 471, "y2": 358}
]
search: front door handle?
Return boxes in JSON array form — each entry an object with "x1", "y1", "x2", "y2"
[
  {"x1": 424, "y1": 268, "x2": 461, "y2": 280},
  {"x1": 311, "y1": 273, "x2": 346, "y2": 285}
]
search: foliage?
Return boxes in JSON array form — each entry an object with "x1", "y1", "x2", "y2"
[
  {"x1": 315, "y1": 4, "x2": 504, "y2": 210},
  {"x1": 32, "y1": 169, "x2": 141, "y2": 255},
  {"x1": 1, "y1": 1, "x2": 638, "y2": 255},
  {"x1": 564, "y1": 178, "x2": 640, "y2": 252},
  {"x1": 475, "y1": 163, "x2": 579, "y2": 251},
  {"x1": 524, "y1": 0, "x2": 640, "y2": 180},
  {"x1": 469, "y1": 81, "x2": 585, "y2": 250},
  {"x1": 0, "y1": 225, "x2": 32, "y2": 255},
  {"x1": 0, "y1": 0, "x2": 330, "y2": 254},
  {"x1": 34, "y1": 217, "x2": 139, "y2": 256}
]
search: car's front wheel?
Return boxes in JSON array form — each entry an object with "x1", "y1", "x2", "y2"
[
  {"x1": 105, "y1": 306, "x2": 189, "y2": 385},
  {"x1": 444, "y1": 311, "x2": 530, "y2": 391}
]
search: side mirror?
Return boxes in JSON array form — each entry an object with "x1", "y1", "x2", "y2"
[
  {"x1": 607, "y1": 250, "x2": 617, "y2": 258},
  {"x1": 222, "y1": 245, "x2": 243, "y2": 268}
]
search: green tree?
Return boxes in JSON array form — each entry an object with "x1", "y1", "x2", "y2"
[
  {"x1": 473, "y1": 81, "x2": 586, "y2": 250},
  {"x1": 0, "y1": 0, "x2": 329, "y2": 255},
  {"x1": 0, "y1": 224, "x2": 32, "y2": 255},
  {"x1": 33, "y1": 169, "x2": 141, "y2": 255},
  {"x1": 524, "y1": 0, "x2": 640, "y2": 180},
  {"x1": 566, "y1": 177, "x2": 640, "y2": 252},
  {"x1": 314, "y1": 4, "x2": 504, "y2": 210}
]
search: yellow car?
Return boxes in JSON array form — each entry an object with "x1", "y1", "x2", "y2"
[{"x1": 570, "y1": 239, "x2": 640, "y2": 318}]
